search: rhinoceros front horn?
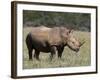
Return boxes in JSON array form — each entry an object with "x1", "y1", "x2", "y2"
[{"x1": 79, "y1": 41, "x2": 85, "y2": 47}]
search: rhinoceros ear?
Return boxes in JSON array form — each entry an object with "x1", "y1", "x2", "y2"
[{"x1": 68, "y1": 30, "x2": 73, "y2": 34}]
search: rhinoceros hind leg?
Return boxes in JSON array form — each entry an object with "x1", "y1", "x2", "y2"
[
  {"x1": 28, "y1": 49, "x2": 33, "y2": 60},
  {"x1": 26, "y1": 33, "x2": 33, "y2": 60},
  {"x1": 34, "y1": 50, "x2": 40, "y2": 61}
]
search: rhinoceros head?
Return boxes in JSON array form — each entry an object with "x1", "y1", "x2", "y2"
[
  {"x1": 60, "y1": 28, "x2": 85, "y2": 52},
  {"x1": 67, "y1": 37, "x2": 84, "y2": 52}
]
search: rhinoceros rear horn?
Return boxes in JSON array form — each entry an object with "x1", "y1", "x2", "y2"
[{"x1": 79, "y1": 41, "x2": 85, "y2": 47}]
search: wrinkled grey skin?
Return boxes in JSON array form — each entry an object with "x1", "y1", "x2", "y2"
[{"x1": 26, "y1": 27, "x2": 84, "y2": 60}]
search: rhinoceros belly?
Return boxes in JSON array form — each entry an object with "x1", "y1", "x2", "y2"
[{"x1": 32, "y1": 40, "x2": 51, "y2": 53}]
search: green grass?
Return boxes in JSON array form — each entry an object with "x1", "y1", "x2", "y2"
[{"x1": 23, "y1": 27, "x2": 91, "y2": 69}]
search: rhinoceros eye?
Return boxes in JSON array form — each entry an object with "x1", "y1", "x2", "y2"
[{"x1": 72, "y1": 41, "x2": 75, "y2": 44}]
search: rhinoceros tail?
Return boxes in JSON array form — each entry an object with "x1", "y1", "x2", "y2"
[{"x1": 26, "y1": 33, "x2": 33, "y2": 50}]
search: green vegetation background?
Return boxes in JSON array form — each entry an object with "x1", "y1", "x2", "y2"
[{"x1": 23, "y1": 10, "x2": 90, "y2": 32}]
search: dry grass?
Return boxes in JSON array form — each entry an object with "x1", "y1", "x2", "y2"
[{"x1": 23, "y1": 27, "x2": 91, "y2": 69}]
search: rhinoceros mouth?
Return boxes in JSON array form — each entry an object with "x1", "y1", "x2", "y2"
[
  {"x1": 70, "y1": 48, "x2": 79, "y2": 52},
  {"x1": 74, "y1": 48, "x2": 79, "y2": 52},
  {"x1": 67, "y1": 44, "x2": 80, "y2": 52}
]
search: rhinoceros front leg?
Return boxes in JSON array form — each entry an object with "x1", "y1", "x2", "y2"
[
  {"x1": 50, "y1": 46, "x2": 57, "y2": 60},
  {"x1": 57, "y1": 46, "x2": 64, "y2": 59}
]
